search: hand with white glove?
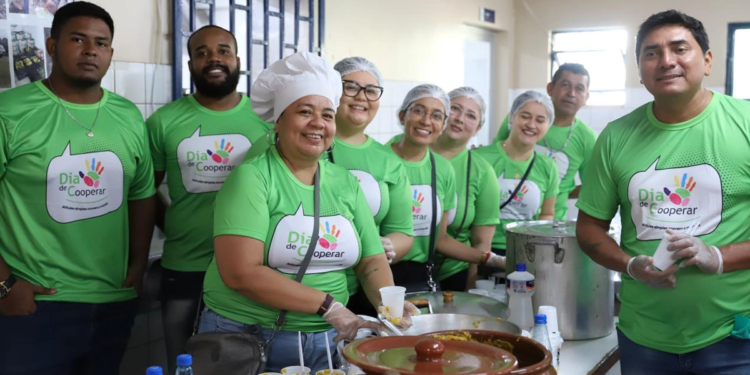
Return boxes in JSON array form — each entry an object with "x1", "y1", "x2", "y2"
[
  {"x1": 666, "y1": 230, "x2": 724, "y2": 274},
  {"x1": 485, "y1": 253, "x2": 505, "y2": 269},
  {"x1": 627, "y1": 255, "x2": 679, "y2": 288},
  {"x1": 378, "y1": 301, "x2": 421, "y2": 330},
  {"x1": 381, "y1": 237, "x2": 396, "y2": 264},
  {"x1": 323, "y1": 302, "x2": 381, "y2": 342}
]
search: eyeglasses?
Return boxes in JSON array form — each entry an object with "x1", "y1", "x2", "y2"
[
  {"x1": 408, "y1": 106, "x2": 446, "y2": 123},
  {"x1": 342, "y1": 80, "x2": 384, "y2": 101},
  {"x1": 450, "y1": 105, "x2": 479, "y2": 122}
]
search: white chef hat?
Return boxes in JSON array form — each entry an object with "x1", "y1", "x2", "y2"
[{"x1": 251, "y1": 51, "x2": 343, "y2": 123}]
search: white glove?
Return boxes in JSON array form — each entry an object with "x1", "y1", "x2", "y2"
[
  {"x1": 627, "y1": 255, "x2": 678, "y2": 288},
  {"x1": 485, "y1": 253, "x2": 505, "y2": 269},
  {"x1": 323, "y1": 302, "x2": 381, "y2": 342},
  {"x1": 381, "y1": 237, "x2": 396, "y2": 264},
  {"x1": 666, "y1": 230, "x2": 723, "y2": 274},
  {"x1": 378, "y1": 301, "x2": 420, "y2": 330}
]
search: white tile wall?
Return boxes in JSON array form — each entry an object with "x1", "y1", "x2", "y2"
[
  {"x1": 114, "y1": 62, "x2": 147, "y2": 105},
  {"x1": 101, "y1": 62, "x2": 173, "y2": 119}
]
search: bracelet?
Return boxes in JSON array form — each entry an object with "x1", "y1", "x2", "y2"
[
  {"x1": 710, "y1": 246, "x2": 724, "y2": 275},
  {"x1": 480, "y1": 251, "x2": 491, "y2": 265},
  {"x1": 316, "y1": 293, "x2": 335, "y2": 317}
]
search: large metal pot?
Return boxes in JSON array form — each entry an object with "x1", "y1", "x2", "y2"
[
  {"x1": 406, "y1": 291, "x2": 510, "y2": 319},
  {"x1": 505, "y1": 220, "x2": 615, "y2": 340},
  {"x1": 385, "y1": 314, "x2": 522, "y2": 336}
]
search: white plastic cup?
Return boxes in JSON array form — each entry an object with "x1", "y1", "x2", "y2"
[
  {"x1": 315, "y1": 370, "x2": 346, "y2": 375},
  {"x1": 468, "y1": 289, "x2": 490, "y2": 296},
  {"x1": 281, "y1": 366, "x2": 311, "y2": 375},
  {"x1": 379, "y1": 286, "x2": 406, "y2": 318},
  {"x1": 652, "y1": 233, "x2": 674, "y2": 271},
  {"x1": 538, "y1": 305, "x2": 560, "y2": 334},
  {"x1": 476, "y1": 280, "x2": 495, "y2": 291}
]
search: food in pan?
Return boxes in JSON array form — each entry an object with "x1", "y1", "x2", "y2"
[{"x1": 431, "y1": 331, "x2": 515, "y2": 353}]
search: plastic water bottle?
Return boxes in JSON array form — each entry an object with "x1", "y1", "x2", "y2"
[
  {"x1": 146, "y1": 367, "x2": 163, "y2": 375},
  {"x1": 506, "y1": 263, "x2": 535, "y2": 332},
  {"x1": 531, "y1": 314, "x2": 553, "y2": 355},
  {"x1": 175, "y1": 354, "x2": 194, "y2": 375}
]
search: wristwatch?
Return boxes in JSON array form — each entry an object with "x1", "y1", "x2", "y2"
[
  {"x1": 316, "y1": 293, "x2": 335, "y2": 317},
  {"x1": 0, "y1": 275, "x2": 16, "y2": 299}
]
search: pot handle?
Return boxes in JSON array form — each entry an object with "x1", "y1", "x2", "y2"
[{"x1": 524, "y1": 239, "x2": 565, "y2": 264}]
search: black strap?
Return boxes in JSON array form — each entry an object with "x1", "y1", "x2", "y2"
[
  {"x1": 426, "y1": 152, "x2": 438, "y2": 292},
  {"x1": 327, "y1": 146, "x2": 334, "y2": 164},
  {"x1": 275, "y1": 166, "x2": 321, "y2": 328},
  {"x1": 500, "y1": 152, "x2": 536, "y2": 210},
  {"x1": 456, "y1": 151, "x2": 472, "y2": 233}
]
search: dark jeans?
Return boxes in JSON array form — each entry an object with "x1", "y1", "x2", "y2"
[
  {"x1": 439, "y1": 268, "x2": 469, "y2": 292},
  {"x1": 161, "y1": 268, "x2": 205, "y2": 374},
  {"x1": 0, "y1": 299, "x2": 137, "y2": 375},
  {"x1": 618, "y1": 329, "x2": 750, "y2": 375}
]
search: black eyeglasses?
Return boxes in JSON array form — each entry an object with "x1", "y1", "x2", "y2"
[{"x1": 342, "y1": 80, "x2": 384, "y2": 101}]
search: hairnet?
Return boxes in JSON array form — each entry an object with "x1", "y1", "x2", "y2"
[
  {"x1": 251, "y1": 51, "x2": 342, "y2": 123},
  {"x1": 448, "y1": 86, "x2": 487, "y2": 127},
  {"x1": 509, "y1": 90, "x2": 555, "y2": 127},
  {"x1": 398, "y1": 84, "x2": 450, "y2": 124},
  {"x1": 333, "y1": 56, "x2": 383, "y2": 85}
]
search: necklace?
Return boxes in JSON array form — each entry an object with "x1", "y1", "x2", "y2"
[
  {"x1": 48, "y1": 79, "x2": 102, "y2": 137},
  {"x1": 541, "y1": 119, "x2": 575, "y2": 158}
]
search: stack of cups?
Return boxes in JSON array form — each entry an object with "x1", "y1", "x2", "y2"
[{"x1": 538, "y1": 306, "x2": 562, "y2": 372}]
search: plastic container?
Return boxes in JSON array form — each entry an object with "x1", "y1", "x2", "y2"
[
  {"x1": 507, "y1": 263, "x2": 535, "y2": 332},
  {"x1": 652, "y1": 232, "x2": 675, "y2": 271},
  {"x1": 175, "y1": 354, "x2": 194, "y2": 375},
  {"x1": 475, "y1": 279, "x2": 495, "y2": 291},
  {"x1": 281, "y1": 366, "x2": 311, "y2": 375},
  {"x1": 538, "y1": 306, "x2": 562, "y2": 372},
  {"x1": 146, "y1": 367, "x2": 163, "y2": 375},
  {"x1": 531, "y1": 314, "x2": 553, "y2": 355},
  {"x1": 379, "y1": 286, "x2": 406, "y2": 318}
]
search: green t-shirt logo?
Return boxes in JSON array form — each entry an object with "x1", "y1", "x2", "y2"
[
  {"x1": 628, "y1": 158, "x2": 722, "y2": 240},
  {"x1": 176, "y1": 127, "x2": 252, "y2": 193},
  {"x1": 319, "y1": 221, "x2": 341, "y2": 250},
  {"x1": 47, "y1": 144, "x2": 124, "y2": 224},
  {"x1": 412, "y1": 188, "x2": 425, "y2": 213},
  {"x1": 498, "y1": 174, "x2": 541, "y2": 220},
  {"x1": 535, "y1": 145, "x2": 569, "y2": 182},
  {"x1": 411, "y1": 185, "x2": 442, "y2": 237}
]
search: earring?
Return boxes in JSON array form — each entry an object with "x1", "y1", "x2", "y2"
[{"x1": 266, "y1": 129, "x2": 278, "y2": 146}]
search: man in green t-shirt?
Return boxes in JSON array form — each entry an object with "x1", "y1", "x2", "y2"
[
  {"x1": 0, "y1": 3, "x2": 156, "y2": 374},
  {"x1": 147, "y1": 24, "x2": 271, "y2": 373},
  {"x1": 577, "y1": 10, "x2": 750, "y2": 374},
  {"x1": 493, "y1": 64, "x2": 596, "y2": 220}
]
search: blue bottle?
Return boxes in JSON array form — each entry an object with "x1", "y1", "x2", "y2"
[
  {"x1": 175, "y1": 354, "x2": 194, "y2": 375},
  {"x1": 146, "y1": 366, "x2": 163, "y2": 375}
]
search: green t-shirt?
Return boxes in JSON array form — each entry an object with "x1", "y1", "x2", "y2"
[
  {"x1": 328, "y1": 137, "x2": 414, "y2": 295},
  {"x1": 576, "y1": 92, "x2": 750, "y2": 354},
  {"x1": 0, "y1": 81, "x2": 156, "y2": 304},
  {"x1": 493, "y1": 116, "x2": 596, "y2": 219},
  {"x1": 203, "y1": 147, "x2": 383, "y2": 332},
  {"x1": 147, "y1": 95, "x2": 271, "y2": 271},
  {"x1": 474, "y1": 143, "x2": 559, "y2": 249},
  {"x1": 384, "y1": 140, "x2": 457, "y2": 263},
  {"x1": 438, "y1": 150, "x2": 501, "y2": 280}
]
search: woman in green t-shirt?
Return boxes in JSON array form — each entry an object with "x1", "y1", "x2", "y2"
[
  {"x1": 430, "y1": 87, "x2": 502, "y2": 291},
  {"x1": 330, "y1": 57, "x2": 415, "y2": 315},
  {"x1": 197, "y1": 52, "x2": 405, "y2": 373},
  {"x1": 474, "y1": 91, "x2": 560, "y2": 266},
  {"x1": 387, "y1": 84, "x2": 505, "y2": 293}
]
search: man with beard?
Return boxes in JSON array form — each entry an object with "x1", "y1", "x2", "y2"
[
  {"x1": 146, "y1": 24, "x2": 271, "y2": 373},
  {"x1": 0, "y1": 2, "x2": 156, "y2": 373}
]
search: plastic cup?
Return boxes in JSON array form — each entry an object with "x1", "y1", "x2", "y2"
[
  {"x1": 316, "y1": 370, "x2": 346, "y2": 375},
  {"x1": 489, "y1": 291, "x2": 507, "y2": 304},
  {"x1": 652, "y1": 233, "x2": 674, "y2": 271},
  {"x1": 379, "y1": 286, "x2": 406, "y2": 318},
  {"x1": 476, "y1": 280, "x2": 495, "y2": 291},
  {"x1": 281, "y1": 366, "x2": 311, "y2": 375},
  {"x1": 468, "y1": 289, "x2": 490, "y2": 296},
  {"x1": 538, "y1": 305, "x2": 560, "y2": 333}
]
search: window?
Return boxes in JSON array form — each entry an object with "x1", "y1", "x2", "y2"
[
  {"x1": 551, "y1": 29, "x2": 627, "y2": 106},
  {"x1": 727, "y1": 23, "x2": 750, "y2": 100},
  {"x1": 172, "y1": 0, "x2": 325, "y2": 100}
]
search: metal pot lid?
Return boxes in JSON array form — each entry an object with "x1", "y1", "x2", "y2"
[
  {"x1": 343, "y1": 336, "x2": 517, "y2": 375},
  {"x1": 505, "y1": 220, "x2": 616, "y2": 237},
  {"x1": 406, "y1": 291, "x2": 510, "y2": 319}
]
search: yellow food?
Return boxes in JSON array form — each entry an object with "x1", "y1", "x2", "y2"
[{"x1": 432, "y1": 331, "x2": 515, "y2": 353}]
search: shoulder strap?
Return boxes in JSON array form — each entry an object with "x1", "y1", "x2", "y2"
[
  {"x1": 274, "y1": 166, "x2": 321, "y2": 328},
  {"x1": 427, "y1": 152, "x2": 438, "y2": 292},
  {"x1": 456, "y1": 151, "x2": 472, "y2": 233},
  {"x1": 500, "y1": 152, "x2": 536, "y2": 210}
]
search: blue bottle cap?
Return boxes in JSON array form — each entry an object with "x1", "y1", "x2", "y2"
[
  {"x1": 177, "y1": 354, "x2": 192, "y2": 367},
  {"x1": 535, "y1": 314, "x2": 547, "y2": 324},
  {"x1": 146, "y1": 366, "x2": 163, "y2": 375},
  {"x1": 516, "y1": 263, "x2": 526, "y2": 272}
]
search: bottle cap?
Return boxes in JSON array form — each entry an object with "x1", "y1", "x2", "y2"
[
  {"x1": 146, "y1": 366, "x2": 163, "y2": 375},
  {"x1": 177, "y1": 354, "x2": 192, "y2": 367},
  {"x1": 535, "y1": 314, "x2": 547, "y2": 324},
  {"x1": 516, "y1": 263, "x2": 526, "y2": 272}
]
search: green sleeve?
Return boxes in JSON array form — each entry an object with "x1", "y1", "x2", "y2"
[
  {"x1": 578, "y1": 127, "x2": 597, "y2": 182},
  {"x1": 545, "y1": 159, "x2": 560, "y2": 199},
  {"x1": 0, "y1": 117, "x2": 7, "y2": 181},
  {"x1": 214, "y1": 162, "x2": 269, "y2": 240},
  {"x1": 491, "y1": 115, "x2": 511, "y2": 143},
  {"x1": 380, "y1": 164, "x2": 415, "y2": 236},
  {"x1": 145, "y1": 110, "x2": 166, "y2": 172},
  {"x1": 129, "y1": 122, "x2": 157, "y2": 200},
  {"x1": 473, "y1": 160, "x2": 501, "y2": 226},
  {"x1": 576, "y1": 128, "x2": 619, "y2": 220},
  {"x1": 354, "y1": 181, "x2": 386, "y2": 258},
  {"x1": 442, "y1": 161, "x2": 457, "y2": 211}
]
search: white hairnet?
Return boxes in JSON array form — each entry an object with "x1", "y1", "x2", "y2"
[
  {"x1": 251, "y1": 51, "x2": 343, "y2": 123},
  {"x1": 509, "y1": 91, "x2": 555, "y2": 127},
  {"x1": 397, "y1": 84, "x2": 451, "y2": 124},
  {"x1": 448, "y1": 87, "x2": 487, "y2": 127},
  {"x1": 333, "y1": 57, "x2": 383, "y2": 85}
]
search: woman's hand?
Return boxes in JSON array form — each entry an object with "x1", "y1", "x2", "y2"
[{"x1": 323, "y1": 302, "x2": 382, "y2": 342}]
